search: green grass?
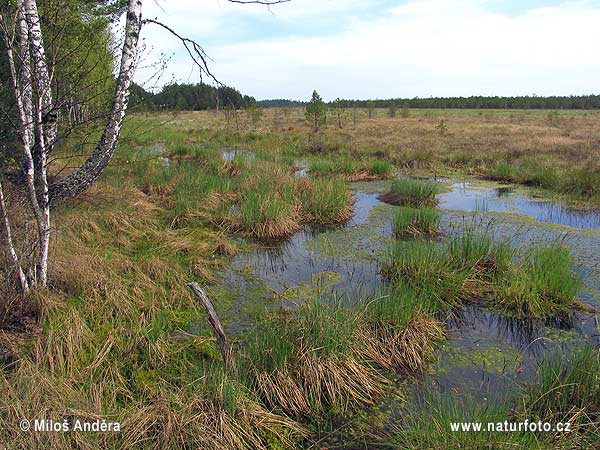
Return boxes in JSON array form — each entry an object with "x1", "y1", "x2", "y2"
[
  {"x1": 522, "y1": 344, "x2": 600, "y2": 434},
  {"x1": 384, "y1": 234, "x2": 581, "y2": 319},
  {"x1": 520, "y1": 158, "x2": 561, "y2": 190},
  {"x1": 370, "y1": 160, "x2": 392, "y2": 177},
  {"x1": 483, "y1": 158, "x2": 600, "y2": 200},
  {"x1": 562, "y1": 168, "x2": 600, "y2": 198},
  {"x1": 496, "y1": 243, "x2": 583, "y2": 318},
  {"x1": 393, "y1": 206, "x2": 441, "y2": 237},
  {"x1": 299, "y1": 177, "x2": 353, "y2": 224},
  {"x1": 383, "y1": 177, "x2": 440, "y2": 206},
  {"x1": 488, "y1": 161, "x2": 517, "y2": 182},
  {"x1": 237, "y1": 175, "x2": 299, "y2": 239},
  {"x1": 383, "y1": 393, "x2": 560, "y2": 450},
  {"x1": 172, "y1": 163, "x2": 232, "y2": 215},
  {"x1": 382, "y1": 239, "x2": 469, "y2": 308},
  {"x1": 366, "y1": 284, "x2": 440, "y2": 329}
]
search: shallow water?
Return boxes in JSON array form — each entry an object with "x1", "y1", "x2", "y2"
[
  {"x1": 222, "y1": 148, "x2": 256, "y2": 162},
  {"x1": 439, "y1": 181, "x2": 600, "y2": 229},
  {"x1": 140, "y1": 143, "x2": 170, "y2": 167},
  {"x1": 207, "y1": 177, "x2": 599, "y2": 415}
]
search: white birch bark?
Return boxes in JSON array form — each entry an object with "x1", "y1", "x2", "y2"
[
  {"x1": 21, "y1": 0, "x2": 52, "y2": 285},
  {"x1": 1, "y1": 0, "x2": 144, "y2": 291},
  {"x1": 48, "y1": 0, "x2": 143, "y2": 203}
]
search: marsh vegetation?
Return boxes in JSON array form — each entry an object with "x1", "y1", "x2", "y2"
[{"x1": 1, "y1": 107, "x2": 599, "y2": 449}]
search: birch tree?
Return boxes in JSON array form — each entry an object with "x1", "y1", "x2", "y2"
[{"x1": 0, "y1": 0, "x2": 289, "y2": 293}]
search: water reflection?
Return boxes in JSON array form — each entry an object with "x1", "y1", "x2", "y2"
[
  {"x1": 447, "y1": 304, "x2": 575, "y2": 357},
  {"x1": 438, "y1": 182, "x2": 600, "y2": 229}
]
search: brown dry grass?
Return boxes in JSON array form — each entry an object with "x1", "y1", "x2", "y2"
[
  {"x1": 252, "y1": 351, "x2": 388, "y2": 418},
  {"x1": 360, "y1": 313, "x2": 445, "y2": 373}
]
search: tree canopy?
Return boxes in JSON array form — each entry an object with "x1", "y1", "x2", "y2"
[{"x1": 131, "y1": 82, "x2": 256, "y2": 111}]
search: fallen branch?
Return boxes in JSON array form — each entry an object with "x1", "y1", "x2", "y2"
[{"x1": 187, "y1": 282, "x2": 233, "y2": 371}]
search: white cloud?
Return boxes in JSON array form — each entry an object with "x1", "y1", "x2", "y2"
[{"x1": 134, "y1": 0, "x2": 600, "y2": 100}]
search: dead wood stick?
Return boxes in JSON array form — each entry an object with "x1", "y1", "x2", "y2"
[{"x1": 187, "y1": 282, "x2": 233, "y2": 371}]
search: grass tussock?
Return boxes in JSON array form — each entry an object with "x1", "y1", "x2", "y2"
[
  {"x1": 234, "y1": 164, "x2": 301, "y2": 240},
  {"x1": 379, "y1": 177, "x2": 440, "y2": 206},
  {"x1": 244, "y1": 298, "x2": 388, "y2": 417},
  {"x1": 360, "y1": 311, "x2": 444, "y2": 373},
  {"x1": 383, "y1": 232, "x2": 582, "y2": 318},
  {"x1": 496, "y1": 243, "x2": 584, "y2": 318},
  {"x1": 393, "y1": 206, "x2": 441, "y2": 237},
  {"x1": 298, "y1": 177, "x2": 353, "y2": 224},
  {"x1": 370, "y1": 160, "x2": 393, "y2": 178}
]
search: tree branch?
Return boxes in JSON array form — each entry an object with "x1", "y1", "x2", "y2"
[{"x1": 141, "y1": 18, "x2": 220, "y2": 85}]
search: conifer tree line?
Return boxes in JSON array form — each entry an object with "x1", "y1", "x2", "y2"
[
  {"x1": 257, "y1": 94, "x2": 600, "y2": 110},
  {"x1": 130, "y1": 82, "x2": 256, "y2": 111}
]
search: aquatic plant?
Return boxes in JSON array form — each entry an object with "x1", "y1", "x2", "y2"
[
  {"x1": 379, "y1": 177, "x2": 440, "y2": 206},
  {"x1": 382, "y1": 392, "x2": 554, "y2": 449},
  {"x1": 382, "y1": 232, "x2": 514, "y2": 309},
  {"x1": 381, "y1": 239, "x2": 472, "y2": 307},
  {"x1": 521, "y1": 344, "x2": 600, "y2": 440},
  {"x1": 393, "y1": 206, "x2": 441, "y2": 237}
]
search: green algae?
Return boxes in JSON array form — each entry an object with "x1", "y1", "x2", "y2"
[
  {"x1": 432, "y1": 341, "x2": 523, "y2": 376},
  {"x1": 282, "y1": 271, "x2": 343, "y2": 300},
  {"x1": 543, "y1": 326, "x2": 580, "y2": 344},
  {"x1": 305, "y1": 203, "x2": 396, "y2": 261}
]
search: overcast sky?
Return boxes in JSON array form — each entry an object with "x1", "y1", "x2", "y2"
[{"x1": 133, "y1": 0, "x2": 600, "y2": 101}]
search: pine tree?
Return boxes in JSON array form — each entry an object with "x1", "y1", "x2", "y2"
[{"x1": 305, "y1": 90, "x2": 326, "y2": 132}]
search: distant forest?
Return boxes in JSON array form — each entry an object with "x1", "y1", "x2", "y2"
[
  {"x1": 130, "y1": 82, "x2": 257, "y2": 111},
  {"x1": 259, "y1": 95, "x2": 600, "y2": 110},
  {"x1": 130, "y1": 83, "x2": 600, "y2": 111}
]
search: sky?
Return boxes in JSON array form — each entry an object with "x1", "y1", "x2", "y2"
[{"x1": 133, "y1": 0, "x2": 600, "y2": 101}]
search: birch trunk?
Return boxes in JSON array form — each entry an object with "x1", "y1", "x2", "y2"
[
  {"x1": 1, "y1": 0, "x2": 144, "y2": 291},
  {"x1": 48, "y1": 0, "x2": 143, "y2": 204},
  {"x1": 21, "y1": 0, "x2": 51, "y2": 285}
]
